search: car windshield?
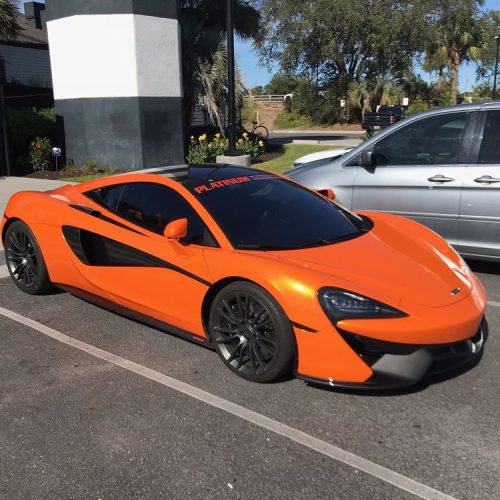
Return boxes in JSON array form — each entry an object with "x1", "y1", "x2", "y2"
[{"x1": 187, "y1": 168, "x2": 370, "y2": 250}]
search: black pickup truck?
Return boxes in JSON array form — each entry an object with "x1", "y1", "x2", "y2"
[{"x1": 362, "y1": 105, "x2": 404, "y2": 131}]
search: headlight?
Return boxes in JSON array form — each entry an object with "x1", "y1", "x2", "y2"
[{"x1": 318, "y1": 287, "x2": 407, "y2": 323}]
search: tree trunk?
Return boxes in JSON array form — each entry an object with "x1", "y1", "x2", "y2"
[{"x1": 450, "y1": 47, "x2": 460, "y2": 105}]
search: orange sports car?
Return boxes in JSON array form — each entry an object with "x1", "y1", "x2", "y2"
[{"x1": 1, "y1": 165, "x2": 487, "y2": 389}]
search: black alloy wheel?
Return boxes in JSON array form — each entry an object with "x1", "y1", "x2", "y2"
[
  {"x1": 5, "y1": 221, "x2": 53, "y2": 295},
  {"x1": 209, "y1": 281, "x2": 295, "y2": 382}
]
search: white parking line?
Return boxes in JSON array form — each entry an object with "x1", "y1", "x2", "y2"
[
  {"x1": 488, "y1": 300, "x2": 500, "y2": 308},
  {"x1": 0, "y1": 305, "x2": 456, "y2": 500},
  {"x1": 0, "y1": 264, "x2": 8, "y2": 279}
]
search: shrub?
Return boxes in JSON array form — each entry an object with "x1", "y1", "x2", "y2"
[
  {"x1": 29, "y1": 137, "x2": 52, "y2": 171},
  {"x1": 6, "y1": 108, "x2": 57, "y2": 170},
  {"x1": 186, "y1": 132, "x2": 265, "y2": 163},
  {"x1": 237, "y1": 132, "x2": 265, "y2": 159},
  {"x1": 406, "y1": 96, "x2": 430, "y2": 116}
]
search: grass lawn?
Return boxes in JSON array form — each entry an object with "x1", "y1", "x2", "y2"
[
  {"x1": 64, "y1": 144, "x2": 342, "y2": 181},
  {"x1": 64, "y1": 173, "x2": 114, "y2": 182},
  {"x1": 255, "y1": 144, "x2": 343, "y2": 174}
]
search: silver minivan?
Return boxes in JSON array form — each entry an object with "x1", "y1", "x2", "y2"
[{"x1": 287, "y1": 102, "x2": 500, "y2": 262}]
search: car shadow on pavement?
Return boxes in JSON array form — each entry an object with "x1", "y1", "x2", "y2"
[{"x1": 306, "y1": 354, "x2": 485, "y2": 397}]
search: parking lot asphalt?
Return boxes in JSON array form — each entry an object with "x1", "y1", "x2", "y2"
[{"x1": 1, "y1": 251, "x2": 499, "y2": 500}]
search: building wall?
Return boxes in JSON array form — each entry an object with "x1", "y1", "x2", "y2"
[
  {"x1": 0, "y1": 44, "x2": 52, "y2": 88},
  {"x1": 47, "y1": 14, "x2": 181, "y2": 100},
  {"x1": 46, "y1": 0, "x2": 185, "y2": 169}
]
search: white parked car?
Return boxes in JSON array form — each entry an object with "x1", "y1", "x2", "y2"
[{"x1": 293, "y1": 147, "x2": 354, "y2": 168}]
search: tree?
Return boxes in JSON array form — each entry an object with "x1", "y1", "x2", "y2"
[
  {"x1": 348, "y1": 77, "x2": 404, "y2": 120},
  {"x1": 264, "y1": 74, "x2": 300, "y2": 95},
  {"x1": 196, "y1": 40, "x2": 245, "y2": 134},
  {"x1": 251, "y1": 0, "x2": 425, "y2": 95},
  {"x1": 0, "y1": 0, "x2": 20, "y2": 40},
  {"x1": 179, "y1": 1, "x2": 260, "y2": 130},
  {"x1": 475, "y1": 9, "x2": 500, "y2": 84},
  {"x1": 422, "y1": 0, "x2": 489, "y2": 104}
]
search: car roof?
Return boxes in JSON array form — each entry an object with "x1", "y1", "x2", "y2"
[{"x1": 91, "y1": 164, "x2": 272, "y2": 191}]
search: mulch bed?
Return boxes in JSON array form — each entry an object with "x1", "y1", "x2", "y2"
[
  {"x1": 252, "y1": 143, "x2": 284, "y2": 164},
  {"x1": 23, "y1": 170, "x2": 86, "y2": 180},
  {"x1": 16, "y1": 144, "x2": 285, "y2": 179}
]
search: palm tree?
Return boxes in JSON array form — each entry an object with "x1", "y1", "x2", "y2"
[
  {"x1": 179, "y1": 1, "x2": 260, "y2": 132},
  {"x1": 424, "y1": 1, "x2": 487, "y2": 104},
  {"x1": 349, "y1": 77, "x2": 404, "y2": 120},
  {"x1": 196, "y1": 40, "x2": 245, "y2": 134},
  {"x1": 0, "y1": 0, "x2": 20, "y2": 40}
]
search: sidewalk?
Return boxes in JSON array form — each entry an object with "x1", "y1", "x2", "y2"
[{"x1": 0, "y1": 177, "x2": 74, "y2": 250}]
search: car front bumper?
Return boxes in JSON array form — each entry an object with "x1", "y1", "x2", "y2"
[{"x1": 298, "y1": 318, "x2": 487, "y2": 390}]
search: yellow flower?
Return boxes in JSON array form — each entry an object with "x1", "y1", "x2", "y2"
[
  {"x1": 215, "y1": 133, "x2": 221, "y2": 139},
  {"x1": 190, "y1": 135, "x2": 195, "y2": 141},
  {"x1": 242, "y1": 132, "x2": 248, "y2": 139},
  {"x1": 258, "y1": 140, "x2": 264, "y2": 147},
  {"x1": 199, "y1": 134, "x2": 207, "y2": 142},
  {"x1": 237, "y1": 138, "x2": 243, "y2": 144}
]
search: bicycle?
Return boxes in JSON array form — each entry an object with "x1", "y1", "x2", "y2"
[
  {"x1": 248, "y1": 121, "x2": 269, "y2": 140},
  {"x1": 228, "y1": 121, "x2": 269, "y2": 141}
]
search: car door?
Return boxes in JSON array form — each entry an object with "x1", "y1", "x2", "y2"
[
  {"x1": 80, "y1": 181, "x2": 217, "y2": 336},
  {"x1": 458, "y1": 109, "x2": 500, "y2": 259},
  {"x1": 350, "y1": 111, "x2": 474, "y2": 244}
]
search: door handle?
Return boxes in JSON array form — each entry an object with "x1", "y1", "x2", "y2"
[
  {"x1": 474, "y1": 175, "x2": 500, "y2": 184},
  {"x1": 427, "y1": 175, "x2": 455, "y2": 183}
]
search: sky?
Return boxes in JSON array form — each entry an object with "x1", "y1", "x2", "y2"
[
  {"x1": 236, "y1": 0, "x2": 500, "y2": 92},
  {"x1": 18, "y1": 0, "x2": 500, "y2": 93}
]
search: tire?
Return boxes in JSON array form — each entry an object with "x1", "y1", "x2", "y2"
[
  {"x1": 209, "y1": 281, "x2": 296, "y2": 382},
  {"x1": 4, "y1": 220, "x2": 54, "y2": 295},
  {"x1": 253, "y1": 125, "x2": 269, "y2": 140}
]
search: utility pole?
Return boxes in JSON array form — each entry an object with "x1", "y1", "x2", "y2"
[
  {"x1": 493, "y1": 35, "x2": 499, "y2": 100},
  {"x1": 225, "y1": 0, "x2": 238, "y2": 155}
]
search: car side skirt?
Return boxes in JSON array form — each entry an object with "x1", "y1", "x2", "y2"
[{"x1": 55, "y1": 283, "x2": 211, "y2": 348}]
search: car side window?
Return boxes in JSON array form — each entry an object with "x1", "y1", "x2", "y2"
[
  {"x1": 86, "y1": 183, "x2": 218, "y2": 247},
  {"x1": 368, "y1": 112, "x2": 469, "y2": 166},
  {"x1": 477, "y1": 111, "x2": 500, "y2": 164},
  {"x1": 86, "y1": 184, "x2": 125, "y2": 211}
]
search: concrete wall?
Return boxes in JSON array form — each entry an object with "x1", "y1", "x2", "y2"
[{"x1": 46, "y1": 0, "x2": 184, "y2": 170}]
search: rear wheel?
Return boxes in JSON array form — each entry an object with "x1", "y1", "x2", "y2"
[
  {"x1": 209, "y1": 281, "x2": 295, "y2": 382},
  {"x1": 5, "y1": 220, "x2": 53, "y2": 295},
  {"x1": 252, "y1": 125, "x2": 269, "y2": 140}
]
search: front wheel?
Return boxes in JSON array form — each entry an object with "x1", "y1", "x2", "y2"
[
  {"x1": 5, "y1": 220, "x2": 54, "y2": 295},
  {"x1": 209, "y1": 281, "x2": 296, "y2": 382}
]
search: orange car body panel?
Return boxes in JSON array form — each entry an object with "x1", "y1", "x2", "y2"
[{"x1": 1, "y1": 172, "x2": 487, "y2": 385}]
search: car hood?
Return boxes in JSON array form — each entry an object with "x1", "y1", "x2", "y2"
[
  {"x1": 268, "y1": 216, "x2": 471, "y2": 309},
  {"x1": 293, "y1": 147, "x2": 353, "y2": 167}
]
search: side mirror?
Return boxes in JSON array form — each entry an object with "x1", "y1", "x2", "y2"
[
  {"x1": 316, "y1": 188, "x2": 335, "y2": 200},
  {"x1": 164, "y1": 218, "x2": 188, "y2": 240},
  {"x1": 360, "y1": 150, "x2": 375, "y2": 167}
]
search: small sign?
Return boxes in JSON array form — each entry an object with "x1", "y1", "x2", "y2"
[
  {"x1": 340, "y1": 99, "x2": 346, "y2": 108},
  {"x1": 51, "y1": 147, "x2": 62, "y2": 157},
  {"x1": 402, "y1": 97, "x2": 409, "y2": 106}
]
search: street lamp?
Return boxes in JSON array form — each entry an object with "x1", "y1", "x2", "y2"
[
  {"x1": 493, "y1": 35, "x2": 500, "y2": 100},
  {"x1": 225, "y1": 0, "x2": 238, "y2": 155}
]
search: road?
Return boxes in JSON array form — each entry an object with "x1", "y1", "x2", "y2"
[
  {"x1": 0, "y1": 249, "x2": 499, "y2": 499},
  {"x1": 269, "y1": 130, "x2": 364, "y2": 148}
]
